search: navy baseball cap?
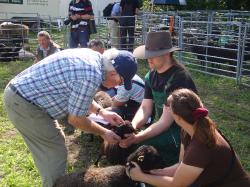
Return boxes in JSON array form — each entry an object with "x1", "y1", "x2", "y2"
[{"x1": 112, "y1": 50, "x2": 137, "y2": 90}]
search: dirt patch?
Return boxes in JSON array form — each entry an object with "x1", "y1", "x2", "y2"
[
  {"x1": 1, "y1": 120, "x2": 106, "y2": 172},
  {"x1": 65, "y1": 133, "x2": 81, "y2": 165},
  {"x1": 0, "y1": 129, "x2": 18, "y2": 139},
  {"x1": 61, "y1": 123, "x2": 105, "y2": 170}
]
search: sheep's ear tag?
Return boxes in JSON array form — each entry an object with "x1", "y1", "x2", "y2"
[{"x1": 137, "y1": 155, "x2": 144, "y2": 162}]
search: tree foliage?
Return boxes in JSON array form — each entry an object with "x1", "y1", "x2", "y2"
[{"x1": 142, "y1": 0, "x2": 250, "y2": 11}]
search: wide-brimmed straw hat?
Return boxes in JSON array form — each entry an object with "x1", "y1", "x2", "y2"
[{"x1": 133, "y1": 31, "x2": 181, "y2": 59}]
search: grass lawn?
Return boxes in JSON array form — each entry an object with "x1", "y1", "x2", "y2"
[{"x1": 0, "y1": 59, "x2": 249, "y2": 186}]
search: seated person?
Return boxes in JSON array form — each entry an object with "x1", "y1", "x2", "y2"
[
  {"x1": 97, "y1": 73, "x2": 145, "y2": 121},
  {"x1": 96, "y1": 74, "x2": 145, "y2": 122},
  {"x1": 108, "y1": 74, "x2": 145, "y2": 121},
  {"x1": 126, "y1": 88, "x2": 250, "y2": 187},
  {"x1": 34, "y1": 31, "x2": 61, "y2": 63}
]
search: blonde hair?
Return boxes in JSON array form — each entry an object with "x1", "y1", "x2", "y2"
[
  {"x1": 102, "y1": 48, "x2": 119, "y2": 72},
  {"x1": 37, "y1": 31, "x2": 51, "y2": 40}
]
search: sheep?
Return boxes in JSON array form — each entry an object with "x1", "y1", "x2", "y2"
[
  {"x1": 191, "y1": 42, "x2": 240, "y2": 75},
  {"x1": 0, "y1": 22, "x2": 29, "y2": 43},
  {"x1": 54, "y1": 165, "x2": 136, "y2": 187},
  {"x1": 94, "y1": 91, "x2": 112, "y2": 109},
  {"x1": 0, "y1": 43, "x2": 21, "y2": 62},
  {"x1": 18, "y1": 48, "x2": 35, "y2": 60},
  {"x1": 53, "y1": 145, "x2": 166, "y2": 187},
  {"x1": 0, "y1": 43, "x2": 34, "y2": 62},
  {"x1": 0, "y1": 22, "x2": 31, "y2": 62},
  {"x1": 99, "y1": 121, "x2": 137, "y2": 165},
  {"x1": 182, "y1": 32, "x2": 250, "y2": 76}
]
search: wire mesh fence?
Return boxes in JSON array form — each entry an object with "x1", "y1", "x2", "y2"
[{"x1": 0, "y1": 10, "x2": 250, "y2": 86}]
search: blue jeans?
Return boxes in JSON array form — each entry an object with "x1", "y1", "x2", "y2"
[{"x1": 69, "y1": 27, "x2": 90, "y2": 48}]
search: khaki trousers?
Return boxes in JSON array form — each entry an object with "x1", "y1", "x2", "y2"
[
  {"x1": 3, "y1": 86, "x2": 67, "y2": 187},
  {"x1": 108, "y1": 20, "x2": 120, "y2": 48}
]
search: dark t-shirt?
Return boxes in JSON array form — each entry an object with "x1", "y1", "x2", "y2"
[
  {"x1": 181, "y1": 130, "x2": 250, "y2": 187},
  {"x1": 144, "y1": 65, "x2": 197, "y2": 118},
  {"x1": 140, "y1": 65, "x2": 197, "y2": 166},
  {"x1": 120, "y1": 0, "x2": 139, "y2": 16}
]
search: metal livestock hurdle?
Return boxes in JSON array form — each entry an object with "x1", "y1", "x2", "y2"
[
  {"x1": 239, "y1": 23, "x2": 250, "y2": 86},
  {"x1": 177, "y1": 20, "x2": 242, "y2": 81},
  {"x1": 1, "y1": 10, "x2": 250, "y2": 86}
]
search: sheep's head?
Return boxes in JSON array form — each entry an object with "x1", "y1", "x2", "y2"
[
  {"x1": 111, "y1": 121, "x2": 135, "y2": 139},
  {"x1": 127, "y1": 145, "x2": 166, "y2": 172},
  {"x1": 103, "y1": 121, "x2": 137, "y2": 165},
  {"x1": 94, "y1": 91, "x2": 112, "y2": 108}
]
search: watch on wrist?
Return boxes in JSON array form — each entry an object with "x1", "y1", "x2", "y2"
[{"x1": 96, "y1": 107, "x2": 101, "y2": 116}]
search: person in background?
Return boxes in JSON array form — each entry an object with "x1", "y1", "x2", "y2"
[
  {"x1": 120, "y1": 31, "x2": 197, "y2": 166},
  {"x1": 108, "y1": 1, "x2": 121, "y2": 48},
  {"x1": 4, "y1": 48, "x2": 137, "y2": 187},
  {"x1": 127, "y1": 88, "x2": 250, "y2": 187},
  {"x1": 88, "y1": 39, "x2": 105, "y2": 54},
  {"x1": 119, "y1": 0, "x2": 139, "y2": 51},
  {"x1": 34, "y1": 31, "x2": 61, "y2": 63},
  {"x1": 66, "y1": 0, "x2": 94, "y2": 48},
  {"x1": 109, "y1": 73, "x2": 145, "y2": 121}
]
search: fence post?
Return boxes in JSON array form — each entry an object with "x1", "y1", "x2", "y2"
[
  {"x1": 141, "y1": 12, "x2": 147, "y2": 43},
  {"x1": 178, "y1": 17, "x2": 183, "y2": 63},
  {"x1": 237, "y1": 23, "x2": 245, "y2": 85},
  {"x1": 48, "y1": 16, "x2": 52, "y2": 33},
  {"x1": 37, "y1": 13, "x2": 41, "y2": 32}
]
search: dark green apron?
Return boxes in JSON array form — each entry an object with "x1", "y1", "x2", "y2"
[{"x1": 138, "y1": 71, "x2": 181, "y2": 166}]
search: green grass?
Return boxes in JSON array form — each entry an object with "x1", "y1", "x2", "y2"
[
  {"x1": 0, "y1": 59, "x2": 249, "y2": 186},
  {"x1": 0, "y1": 60, "x2": 42, "y2": 186}
]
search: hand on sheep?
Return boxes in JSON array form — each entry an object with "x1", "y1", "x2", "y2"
[
  {"x1": 100, "y1": 109, "x2": 124, "y2": 126},
  {"x1": 126, "y1": 161, "x2": 144, "y2": 181},
  {"x1": 119, "y1": 133, "x2": 137, "y2": 148},
  {"x1": 101, "y1": 129, "x2": 121, "y2": 144}
]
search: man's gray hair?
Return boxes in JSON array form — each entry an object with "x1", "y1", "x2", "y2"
[
  {"x1": 88, "y1": 39, "x2": 104, "y2": 49},
  {"x1": 102, "y1": 48, "x2": 119, "y2": 72}
]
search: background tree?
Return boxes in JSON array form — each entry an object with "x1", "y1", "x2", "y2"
[{"x1": 141, "y1": 0, "x2": 250, "y2": 11}]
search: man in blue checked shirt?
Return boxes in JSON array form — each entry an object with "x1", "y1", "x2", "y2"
[{"x1": 3, "y1": 48, "x2": 137, "y2": 187}]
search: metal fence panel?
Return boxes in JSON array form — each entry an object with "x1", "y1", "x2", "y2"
[
  {"x1": 239, "y1": 23, "x2": 250, "y2": 86},
  {"x1": 0, "y1": 11, "x2": 250, "y2": 86},
  {"x1": 177, "y1": 20, "x2": 242, "y2": 81}
]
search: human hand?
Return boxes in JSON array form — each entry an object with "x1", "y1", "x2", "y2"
[
  {"x1": 101, "y1": 129, "x2": 121, "y2": 144},
  {"x1": 70, "y1": 15, "x2": 78, "y2": 21},
  {"x1": 80, "y1": 14, "x2": 91, "y2": 20},
  {"x1": 101, "y1": 109, "x2": 124, "y2": 126},
  {"x1": 126, "y1": 161, "x2": 144, "y2": 181},
  {"x1": 76, "y1": 14, "x2": 82, "y2": 19},
  {"x1": 119, "y1": 133, "x2": 137, "y2": 148}
]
